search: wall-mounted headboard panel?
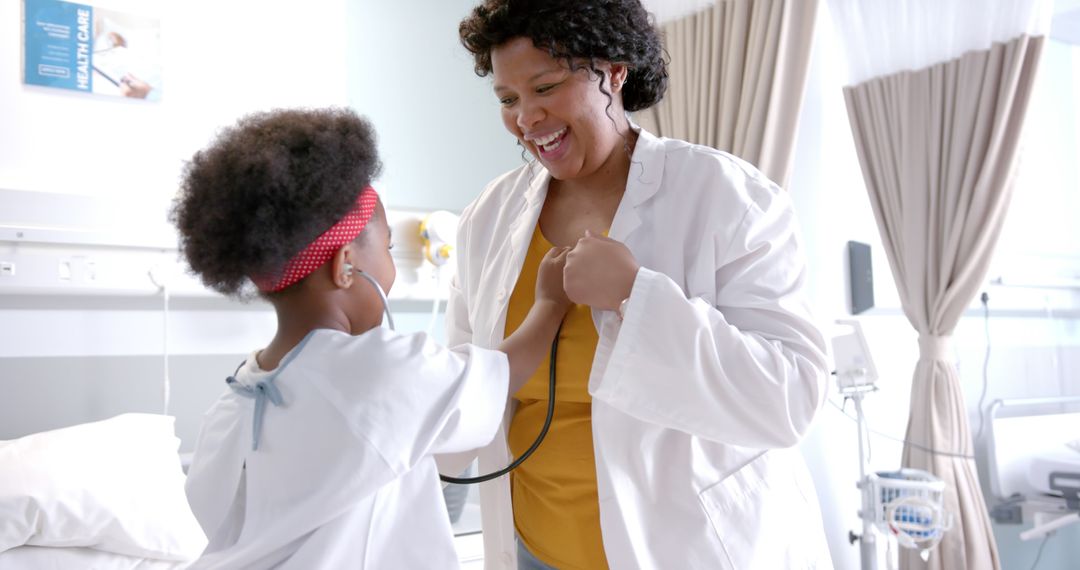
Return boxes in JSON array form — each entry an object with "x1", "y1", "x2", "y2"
[{"x1": 0, "y1": 188, "x2": 175, "y2": 250}]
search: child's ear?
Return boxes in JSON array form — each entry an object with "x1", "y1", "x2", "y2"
[{"x1": 331, "y1": 245, "x2": 354, "y2": 289}]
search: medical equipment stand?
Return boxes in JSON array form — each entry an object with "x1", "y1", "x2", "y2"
[
  {"x1": 839, "y1": 371, "x2": 881, "y2": 569},
  {"x1": 833, "y1": 320, "x2": 882, "y2": 570},
  {"x1": 833, "y1": 321, "x2": 950, "y2": 569}
]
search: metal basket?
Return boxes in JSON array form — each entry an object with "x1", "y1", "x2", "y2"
[{"x1": 868, "y1": 468, "x2": 950, "y2": 549}]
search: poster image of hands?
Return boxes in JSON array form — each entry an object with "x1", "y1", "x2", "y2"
[{"x1": 23, "y1": 0, "x2": 162, "y2": 101}]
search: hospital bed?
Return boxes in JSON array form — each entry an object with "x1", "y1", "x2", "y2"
[{"x1": 987, "y1": 397, "x2": 1080, "y2": 540}]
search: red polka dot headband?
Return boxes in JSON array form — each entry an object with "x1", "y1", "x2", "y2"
[{"x1": 252, "y1": 187, "x2": 379, "y2": 292}]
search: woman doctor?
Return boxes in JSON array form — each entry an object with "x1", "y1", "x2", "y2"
[{"x1": 439, "y1": 1, "x2": 833, "y2": 568}]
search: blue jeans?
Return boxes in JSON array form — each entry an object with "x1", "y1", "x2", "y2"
[{"x1": 517, "y1": 540, "x2": 558, "y2": 570}]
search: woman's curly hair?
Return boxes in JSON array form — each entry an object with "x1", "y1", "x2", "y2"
[
  {"x1": 171, "y1": 107, "x2": 382, "y2": 297},
  {"x1": 459, "y1": 0, "x2": 668, "y2": 113}
]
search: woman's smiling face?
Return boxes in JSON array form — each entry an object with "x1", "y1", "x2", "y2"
[{"x1": 491, "y1": 37, "x2": 628, "y2": 182}]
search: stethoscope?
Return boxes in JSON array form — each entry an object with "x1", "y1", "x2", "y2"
[{"x1": 351, "y1": 265, "x2": 557, "y2": 485}]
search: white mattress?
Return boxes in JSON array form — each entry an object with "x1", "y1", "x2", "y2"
[
  {"x1": 1028, "y1": 448, "x2": 1080, "y2": 495},
  {"x1": 0, "y1": 546, "x2": 189, "y2": 570}
]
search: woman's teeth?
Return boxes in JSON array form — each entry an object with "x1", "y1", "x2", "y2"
[{"x1": 535, "y1": 128, "x2": 566, "y2": 152}]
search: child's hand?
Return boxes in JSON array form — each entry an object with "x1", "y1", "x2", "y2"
[
  {"x1": 500, "y1": 246, "x2": 573, "y2": 392},
  {"x1": 535, "y1": 246, "x2": 571, "y2": 312}
]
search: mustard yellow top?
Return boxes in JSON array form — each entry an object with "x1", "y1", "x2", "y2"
[{"x1": 503, "y1": 225, "x2": 608, "y2": 570}]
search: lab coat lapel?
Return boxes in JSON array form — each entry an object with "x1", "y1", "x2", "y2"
[
  {"x1": 592, "y1": 128, "x2": 666, "y2": 338},
  {"x1": 609, "y1": 128, "x2": 665, "y2": 243},
  {"x1": 485, "y1": 165, "x2": 549, "y2": 348}
]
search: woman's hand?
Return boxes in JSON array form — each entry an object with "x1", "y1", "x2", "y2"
[
  {"x1": 535, "y1": 246, "x2": 572, "y2": 312},
  {"x1": 564, "y1": 231, "x2": 640, "y2": 311},
  {"x1": 119, "y1": 74, "x2": 152, "y2": 99}
]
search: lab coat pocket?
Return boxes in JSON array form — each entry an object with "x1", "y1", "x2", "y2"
[{"x1": 698, "y1": 450, "x2": 831, "y2": 569}]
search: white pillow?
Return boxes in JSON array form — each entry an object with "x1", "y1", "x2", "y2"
[{"x1": 0, "y1": 414, "x2": 207, "y2": 561}]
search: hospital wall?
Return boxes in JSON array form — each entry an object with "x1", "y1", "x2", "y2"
[
  {"x1": 789, "y1": 7, "x2": 1080, "y2": 569},
  {"x1": 0, "y1": 0, "x2": 351, "y2": 199},
  {"x1": 1, "y1": 0, "x2": 520, "y2": 207},
  {"x1": 345, "y1": 0, "x2": 524, "y2": 211},
  {"x1": 0, "y1": 0, "x2": 521, "y2": 453}
]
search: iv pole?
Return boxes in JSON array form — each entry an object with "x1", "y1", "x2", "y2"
[
  {"x1": 833, "y1": 319, "x2": 881, "y2": 570},
  {"x1": 848, "y1": 383, "x2": 879, "y2": 570}
]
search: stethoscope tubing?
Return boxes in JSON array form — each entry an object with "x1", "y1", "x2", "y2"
[{"x1": 440, "y1": 324, "x2": 561, "y2": 485}]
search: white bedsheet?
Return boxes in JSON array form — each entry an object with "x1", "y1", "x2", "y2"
[{"x1": 0, "y1": 546, "x2": 189, "y2": 570}]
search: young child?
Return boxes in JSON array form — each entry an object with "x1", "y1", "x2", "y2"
[{"x1": 173, "y1": 108, "x2": 569, "y2": 569}]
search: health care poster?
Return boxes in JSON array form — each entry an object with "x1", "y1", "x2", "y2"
[{"x1": 23, "y1": 0, "x2": 163, "y2": 100}]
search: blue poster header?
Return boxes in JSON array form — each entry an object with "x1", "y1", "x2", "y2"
[{"x1": 24, "y1": 0, "x2": 94, "y2": 92}]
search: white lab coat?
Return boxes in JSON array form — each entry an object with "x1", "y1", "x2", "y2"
[
  {"x1": 439, "y1": 127, "x2": 833, "y2": 569},
  {"x1": 185, "y1": 328, "x2": 508, "y2": 569}
]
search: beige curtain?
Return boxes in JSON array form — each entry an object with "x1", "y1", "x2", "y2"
[
  {"x1": 843, "y1": 35, "x2": 1045, "y2": 570},
  {"x1": 635, "y1": 0, "x2": 818, "y2": 186}
]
